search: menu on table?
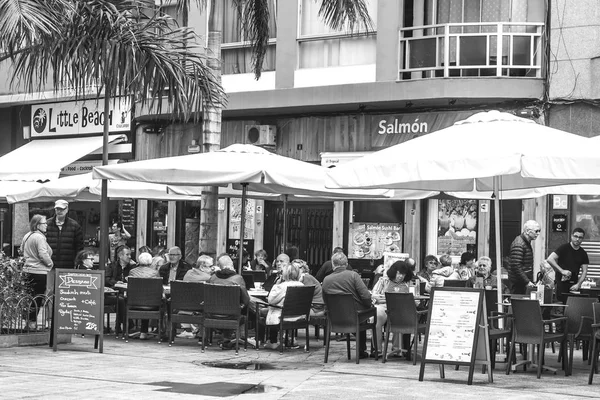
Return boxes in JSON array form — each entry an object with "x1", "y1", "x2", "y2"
[
  {"x1": 54, "y1": 269, "x2": 104, "y2": 335},
  {"x1": 425, "y1": 289, "x2": 480, "y2": 363}
]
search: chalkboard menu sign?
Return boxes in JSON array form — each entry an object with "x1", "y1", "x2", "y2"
[
  {"x1": 419, "y1": 287, "x2": 491, "y2": 385},
  {"x1": 53, "y1": 269, "x2": 104, "y2": 353},
  {"x1": 119, "y1": 199, "x2": 136, "y2": 232}
]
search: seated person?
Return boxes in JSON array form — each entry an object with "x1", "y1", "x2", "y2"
[
  {"x1": 371, "y1": 260, "x2": 413, "y2": 356},
  {"x1": 295, "y1": 259, "x2": 325, "y2": 317},
  {"x1": 127, "y1": 252, "x2": 161, "y2": 340},
  {"x1": 105, "y1": 245, "x2": 135, "y2": 288},
  {"x1": 104, "y1": 246, "x2": 135, "y2": 334},
  {"x1": 416, "y1": 254, "x2": 438, "y2": 293},
  {"x1": 250, "y1": 249, "x2": 271, "y2": 274},
  {"x1": 159, "y1": 246, "x2": 191, "y2": 285},
  {"x1": 208, "y1": 254, "x2": 249, "y2": 306},
  {"x1": 184, "y1": 254, "x2": 214, "y2": 282},
  {"x1": 262, "y1": 253, "x2": 289, "y2": 292},
  {"x1": 430, "y1": 254, "x2": 460, "y2": 288},
  {"x1": 74, "y1": 250, "x2": 96, "y2": 270},
  {"x1": 456, "y1": 251, "x2": 476, "y2": 281},
  {"x1": 260, "y1": 263, "x2": 305, "y2": 350},
  {"x1": 129, "y1": 252, "x2": 160, "y2": 279}
]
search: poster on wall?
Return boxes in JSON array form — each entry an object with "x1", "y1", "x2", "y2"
[
  {"x1": 229, "y1": 198, "x2": 255, "y2": 240},
  {"x1": 348, "y1": 222, "x2": 402, "y2": 260},
  {"x1": 437, "y1": 199, "x2": 478, "y2": 256}
]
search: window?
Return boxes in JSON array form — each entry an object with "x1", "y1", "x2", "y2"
[
  {"x1": 298, "y1": 0, "x2": 377, "y2": 69},
  {"x1": 222, "y1": 0, "x2": 277, "y2": 74},
  {"x1": 573, "y1": 195, "x2": 600, "y2": 242}
]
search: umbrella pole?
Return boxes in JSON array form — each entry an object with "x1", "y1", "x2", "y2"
[
  {"x1": 282, "y1": 194, "x2": 288, "y2": 254},
  {"x1": 493, "y1": 176, "x2": 504, "y2": 328},
  {"x1": 238, "y1": 183, "x2": 248, "y2": 274}
]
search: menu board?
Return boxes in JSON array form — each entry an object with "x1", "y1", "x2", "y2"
[
  {"x1": 424, "y1": 289, "x2": 481, "y2": 363},
  {"x1": 348, "y1": 222, "x2": 402, "y2": 260},
  {"x1": 119, "y1": 199, "x2": 136, "y2": 232},
  {"x1": 53, "y1": 269, "x2": 105, "y2": 352},
  {"x1": 419, "y1": 287, "x2": 491, "y2": 385}
]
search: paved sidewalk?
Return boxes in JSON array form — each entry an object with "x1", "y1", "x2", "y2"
[{"x1": 0, "y1": 332, "x2": 598, "y2": 399}]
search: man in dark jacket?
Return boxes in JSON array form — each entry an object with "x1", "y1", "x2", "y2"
[
  {"x1": 45, "y1": 199, "x2": 84, "y2": 269},
  {"x1": 322, "y1": 251, "x2": 373, "y2": 358},
  {"x1": 159, "y1": 246, "x2": 191, "y2": 285},
  {"x1": 508, "y1": 220, "x2": 540, "y2": 294}
]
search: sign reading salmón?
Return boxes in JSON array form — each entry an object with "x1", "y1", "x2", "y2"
[{"x1": 31, "y1": 98, "x2": 131, "y2": 138}]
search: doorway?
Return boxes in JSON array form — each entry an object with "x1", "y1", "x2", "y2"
[
  {"x1": 490, "y1": 199, "x2": 522, "y2": 268},
  {"x1": 264, "y1": 202, "x2": 333, "y2": 273}
]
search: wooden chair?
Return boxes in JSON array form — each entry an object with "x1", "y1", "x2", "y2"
[
  {"x1": 383, "y1": 292, "x2": 427, "y2": 365},
  {"x1": 255, "y1": 285, "x2": 315, "y2": 354},
  {"x1": 202, "y1": 283, "x2": 248, "y2": 355},
  {"x1": 588, "y1": 302, "x2": 600, "y2": 384},
  {"x1": 125, "y1": 278, "x2": 165, "y2": 343},
  {"x1": 168, "y1": 281, "x2": 205, "y2": 346},
  {"x1": 561, "y1": 296, "x2": 597, "y2": 375},
  {"x1": 323, "y1": 293, "x2": 377, "y2": 364},
  {"x1": 507, "y1": 299, "x2": 567, "y2": 378}
]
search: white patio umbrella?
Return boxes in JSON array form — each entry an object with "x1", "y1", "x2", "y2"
[
  {"x1": 326, "y1": 110, "x2": 600, "y2": 309},
  {"x1": 93, "y1": 144, "x2": 410, "y2": 272},
  {"x1": 6, "y1": 172, "x2": 200, "y2": 203},
  {"x1": 0, "y1": 181, "x2": 43, "y2": 202}
]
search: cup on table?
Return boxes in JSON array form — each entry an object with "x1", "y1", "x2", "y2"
[{"x1": 254, "y1": 282, "x2": 262, "y2": 290}]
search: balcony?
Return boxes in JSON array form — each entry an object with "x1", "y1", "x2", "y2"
[{"x1": 399, "y1": 22, "x2": 544, "y2": 80}]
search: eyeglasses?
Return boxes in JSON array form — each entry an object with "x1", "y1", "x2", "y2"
[
  {"x1": 531, "y1": 229, "x2": 541, "y2": 233},
  {"x1": 38, "y1": 222, "x2": 47, "y2": 225},
  {"x1": 168, "y1": 253, "x2": 182, "y2": 256},
  {"x1": 86, "y1": 257, "x2": 95, "y2": 260},
  {"x1": 573, "y1": 235, "x2": 585, "y2": 240}
]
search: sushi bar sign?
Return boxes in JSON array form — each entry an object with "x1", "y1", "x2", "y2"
[{"x1": 30, "y1": 98, "x2": 131, "y2": 138}]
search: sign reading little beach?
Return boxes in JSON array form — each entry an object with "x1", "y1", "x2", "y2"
[{"x1": 53, "y1": 269, "x2": 105, "y2": 353}]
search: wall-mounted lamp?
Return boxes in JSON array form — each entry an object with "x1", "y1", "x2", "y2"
[
  {"x1": 406, "y1": 101, "x2": 413, "y2": 108},
  {"x1": 449, "y1": 99, "x2": 457, "y2": 105},
  {"x1": 23, "y1": 126, "x2": 31, "y2": 140}
]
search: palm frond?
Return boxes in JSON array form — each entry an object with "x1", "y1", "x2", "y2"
[
  {"x1": 318, "y1": 0, "x2": 373, "y2": 32},
  {"x1": 9, "y1": 0, "x2": 225, "y2": 122},
  {"x1": 0, "y1": 0, "x2": 68, "y2": 60},
  {"x1": 240, "y1": 0, "x2": 270, "y2": 80}
]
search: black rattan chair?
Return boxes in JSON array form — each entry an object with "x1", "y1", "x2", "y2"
[
  {"x1": 562, "y1": 296, "x2": 597, "y2": 375},
  {"x1": 202, "y1": 283, "x2": 248, "y2": 355},
  {"x1": 125, "y1": 278, "x2": 165, "y2": 343},
  {"x1": 323, "y1": 293, "x2": 377, "y2": 364},
  {"x1": 383, "y1": 292, "x2": 427, "y2": 364},
  {"x1": 508, "y1": 299, "x2": 567, "y2": 378},
  {"x1": 589, "y1": 302, "x2": 600, "y2": 384},
  {"x1": 168, "y1": 281, "x2": 205, "y2": 346},
  {"x1": 256, "y1": 285, "x2": 315, "y2": 354}
]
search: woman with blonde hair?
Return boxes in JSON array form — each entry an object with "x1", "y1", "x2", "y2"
[{"x1": 21, "y1": 214, "x2": 54, "y2": 326}]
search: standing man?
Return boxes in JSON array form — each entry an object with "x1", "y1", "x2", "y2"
[
  {"x1": 546, "y1": 227, "x2": 589, "y2": 303},
  {"x1": 159, "y1": 246, "x2": 191, "y2": 284},
  {"x1": 322, "y1": 251, "x2": 374, "y2": 359},
  {"x1": 46, "y1": 199, "x2": 84, "y2": 270},
  {"x1": 507, "y1": 220, "x2": 540, "y2": 294}
]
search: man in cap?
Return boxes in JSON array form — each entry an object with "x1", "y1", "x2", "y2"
[{"x1": 46, "y1": 199, "x2": 84, "y2": 270}]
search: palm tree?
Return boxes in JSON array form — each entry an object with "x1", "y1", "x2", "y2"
[
  {"x1": 1, "y1": 0, "x2": 225, "y2": 269},
  {"x1": 184, "y1": 0, "x2": 373, "y2": 258}
]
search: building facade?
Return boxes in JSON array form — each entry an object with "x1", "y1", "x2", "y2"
[{"x1": 2, "y1": 0, "x2": 599, "y2": 276}]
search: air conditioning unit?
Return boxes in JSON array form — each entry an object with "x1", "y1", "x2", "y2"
[{"x1": 246, "y1": 125, "x2": 276, "y2": 146}]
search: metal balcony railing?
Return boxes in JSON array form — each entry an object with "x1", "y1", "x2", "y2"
[{"x1": 398, "y1": 22, "x2": 544, "y2": 80}]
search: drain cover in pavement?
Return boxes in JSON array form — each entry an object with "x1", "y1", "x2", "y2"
[
  {"x1": 201, "y1": 361, "x2": 274, "y2": 370},
  {"x1": 147, "y1": 381, "x2": 281, "y2": 397}
]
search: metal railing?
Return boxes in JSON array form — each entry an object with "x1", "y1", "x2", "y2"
[
  {"x1": 0, "y1": 295, "x2": 52, "y2": 335},
  {"x1": 398, "y1": 22, "x2": 544, "y2": 80}
]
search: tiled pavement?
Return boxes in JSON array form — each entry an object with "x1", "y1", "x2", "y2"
[{"x1": 0, "y1": 331, "x2": 598, "y2": 399}]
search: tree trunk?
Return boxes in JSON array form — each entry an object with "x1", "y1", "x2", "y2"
[{"x1": 199, "y1": 0, "x2": 223, "y2": 258}]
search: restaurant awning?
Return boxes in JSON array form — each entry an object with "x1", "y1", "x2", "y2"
[{"x1": 0, "y1": 134, "x2": 127, "y2": 181}]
